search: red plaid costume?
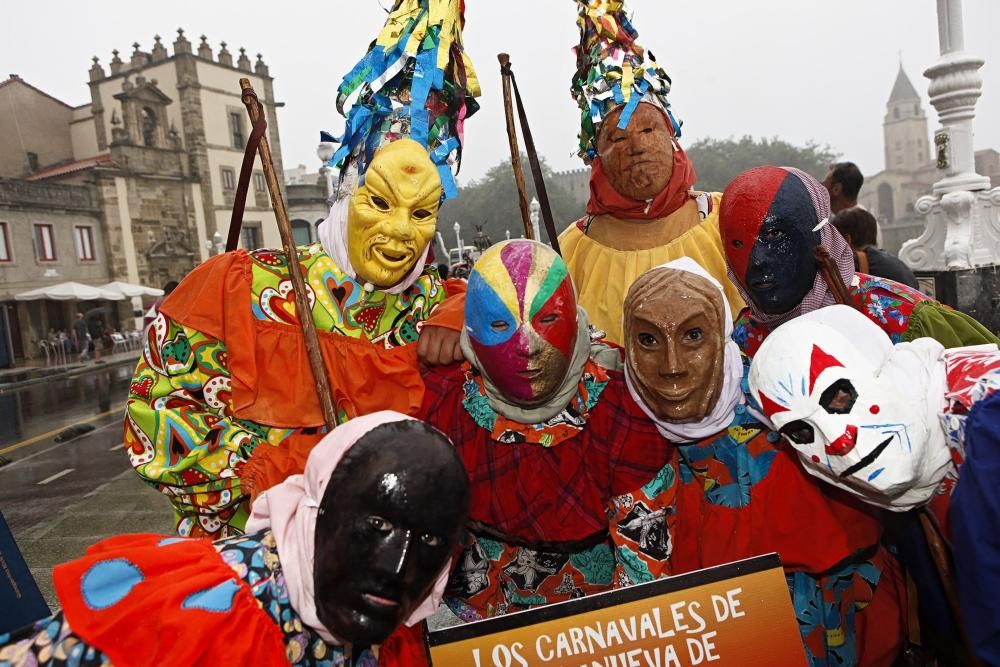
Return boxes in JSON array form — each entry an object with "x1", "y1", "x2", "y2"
[{"x1": 420, "y1": 363, "x2": 676, "y2": 620}]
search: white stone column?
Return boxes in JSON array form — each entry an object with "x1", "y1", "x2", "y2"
[
  {"x1": 900, "y1": 0, "x2": 1000, "y2": 270},
  {"x1": 926, "y1": 0, "x2": 990, "y2": 194}
]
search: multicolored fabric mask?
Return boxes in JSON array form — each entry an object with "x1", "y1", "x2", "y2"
[
  {"x1": 748, "y1": 305, "x2": 952, "y2": 511},
  {"x1": 463, "y1": 241, "x2": 583, "y2": 411},
  {"x1": 720, "y1": 166, "x2": 854, "y2": 326}
]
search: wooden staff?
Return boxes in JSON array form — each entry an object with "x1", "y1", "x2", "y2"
[
  {"x1": 239, "y1": 79, "x2": 337, "y2": 431},
  {"x1": 498, "y1": 53, "x2": 533, "y2": 240},
  {"x1": 505, "y1": 55, "x2": 561, "y2": 255},
  {"x1": 918, "y1": 508, "x2": 983, "y2": 666}
]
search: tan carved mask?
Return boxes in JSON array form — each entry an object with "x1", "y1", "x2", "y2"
[{"x1": 624, "y1": 268, "x2": 726, "y2": 422}]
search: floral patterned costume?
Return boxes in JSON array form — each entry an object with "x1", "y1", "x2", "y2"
[
  {"x1": 0, "y1": 531, "x2": 425, "y2": 667},
  {"x1": 125, "y1": 244, "x2": 465, "y2": 539},
  {"x1": 420, "y1": 361, "x2": 677, "y2": 621},
  {"x1": 946, "y1": 356, "x2": 1000, "y2": 664},
  {"x1": 734, "y1": 273, "x2": 999, "y2": 359}
]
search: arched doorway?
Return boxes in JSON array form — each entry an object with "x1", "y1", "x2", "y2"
[
  {"x1": 291, "y1": 219, "x2": 313, "y2": 246},
  {"x1": 877, "y1": 183, "x2": 895, "y2": 224}
]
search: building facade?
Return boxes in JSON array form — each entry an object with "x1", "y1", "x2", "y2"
[
  {"x1": 859, "y1": 66, "x2": 1000, "y2": 255},
  {"x1": 550, "y1": 167, "x2": 590, "y2": 215},
  {"x1": 0, "y1": 179, "x2": 109, "y2": 366},
  {"x1": 284, "y1": 164, "x2": 328, "y2": 246},
  {"x1": 287, "y1": 182, "x2": 328, "y2": 247},
  {"x1": 0, "y1": 29, "x2": 286, "y2": 364}
]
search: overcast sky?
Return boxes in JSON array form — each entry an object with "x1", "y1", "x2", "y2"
[{"x1": 3, "y1": 1, "x2": 998, "y2": 185}]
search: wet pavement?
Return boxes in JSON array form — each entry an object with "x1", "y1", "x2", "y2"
[
  {"x1": 0, "y1": 358, "x2": 137, "y2": 453},
  {"x1": 0, "y1": 350, "x2": 141, "y2": 390},
  {"x1": 0, "y1": 363, "x2": 172, "y2": 606},
  {"x1": 0, "y1": 360, "x2": 464, "y2": 625}
]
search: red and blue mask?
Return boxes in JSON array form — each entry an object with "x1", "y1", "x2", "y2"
[
  {"x1": 465, "y1": 241, "x2": 578, "y2": 406},
  {"x1": 720, "y1": 166, "x2": 823, "y2": 316}
]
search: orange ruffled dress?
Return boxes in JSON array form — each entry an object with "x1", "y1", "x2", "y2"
[{"x1": 125, "y1": 244, "x2": 465, "y2": 539}]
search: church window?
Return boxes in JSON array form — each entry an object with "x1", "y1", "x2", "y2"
[
  {"x1": 914, "y1": 103, "x2": 920, "y2": 114},
  {"x1": 253, "y1": 171, "x2": 266, "y2": 193},
  {"x1": 0, "y1": 222, "x2": 10, "y2": 262},
  {"x1": 894, "y1": 108, "x2": 900, "y2": 119},
  {"x1": 33, "y1": 224, "x2": 56, "y2": 261},
  {"x1": 74, "y1": 226, "x2": 95, "y2": 261},
  {"x1": 241, "y1": 222, "x2": 262, "y2": 250},
  {"x1": 221, "y1": 167, "x2": 236, "y2": 191},
  {"x1": 141, "y1": 107, "x2": 159, "y2": 147},
  {"x1": 229, "y1": 111, "x2": 245, "y2": 149}
]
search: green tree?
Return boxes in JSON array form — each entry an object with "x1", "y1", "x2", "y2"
[
  {"x1": 685, "y1": 136, "x2": 840, "y2": 193},
  {"x1": 440, "y1": 155, "x2": 581, "y2": 250}
]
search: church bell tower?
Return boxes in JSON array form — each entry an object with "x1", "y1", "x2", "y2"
[{"x1": 883, "y1": 64, "x2": 931, "y2": 173}]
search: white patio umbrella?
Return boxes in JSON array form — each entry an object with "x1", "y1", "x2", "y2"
[
  {"x1": 14, "y1": 281, "x2": 125, "y2": 301},
  {"x1": 100, "y1": 281, "x2": 165, "y2": 298}
]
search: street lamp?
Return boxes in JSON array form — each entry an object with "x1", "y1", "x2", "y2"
[
  {"x1": 436, "y1": 232, "x2": 447, "y2": 261},
  {"x1": 529, "y1": 197, "x2": 541, "y2": 242},
  {"x1": 206, "y1": 231, "x2": 225, "y2": 256},
  {"x1": 453, "y1": 221, "x2": 463, "y2": 263}
]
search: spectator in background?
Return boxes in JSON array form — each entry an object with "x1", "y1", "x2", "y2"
[
  {"x1": 437, "y1": 262, "x2": 450, "y2": 281},
  {"x1": 72, "y1": 313, "x2": 89, "y2": 361},
  {"x1": 822, "y1": 161, "x2": 864, "y2": 214},
  {"x1": 833, "y1": 206, "x2": 920, "y2": 289},
  {"x1": 87, "y1": 316, "x2": 106, "y2": 361}
]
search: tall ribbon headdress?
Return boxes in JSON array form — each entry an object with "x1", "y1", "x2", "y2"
[
  {"x1": 324, "y1": 0, "x2": 480, "y2": 201},
  {"x1": 571, "y1": 0, "x2": 680, "y2": 163}
]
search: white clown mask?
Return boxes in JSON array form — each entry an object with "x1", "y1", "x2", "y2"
[{"x1": 748, "y1": 305, "x2": 951, "y2": 511}]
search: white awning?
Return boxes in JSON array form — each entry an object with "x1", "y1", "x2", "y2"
[
  {"x1": 14, "y1": 281, "x2": 126, "y2": 301},
  {"x1": 99, "y1": 281, "x2": 165, "y2": 298}
]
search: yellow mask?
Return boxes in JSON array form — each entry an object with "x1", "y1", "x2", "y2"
[{"x1": 347, "y1": 139, "x2": 442, "y2": 288}]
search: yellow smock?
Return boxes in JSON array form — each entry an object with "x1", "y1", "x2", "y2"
[{"x1": 559, "y1": 193, "x2": 744, "y2": 345}]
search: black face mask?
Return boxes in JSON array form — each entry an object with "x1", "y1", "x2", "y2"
[
  {"x1": 744, "y1": 176, "x2": 822, "y2": 315},
  {"x1": 313, "y1": 421, "x2": 469, "y2": 646}
]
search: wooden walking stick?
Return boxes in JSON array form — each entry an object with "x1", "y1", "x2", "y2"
[
  {"x1": 918, "y1": 508, "x2": 984, "y2": 666},
  {"x1": 498, "y1": 53, "x2": 534, "y2": 241},
  {"x1": 503, "y1": 56, "x2": 562, "y2": 255},
  {"x1": 236, "y1": 79, "x2": 337, "y2": 431}
]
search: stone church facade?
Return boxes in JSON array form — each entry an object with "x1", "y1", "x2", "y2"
[{"x1": 0, "y1": 29, "x2": 285, "y2": 363}]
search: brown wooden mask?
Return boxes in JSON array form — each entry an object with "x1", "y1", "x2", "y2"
[
  {"x1": 623, "y1": 268, "x2": 726, "y2": 422},
  {"x1": 596, "y1": 103, "x2": 675, "y2": 201}
]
